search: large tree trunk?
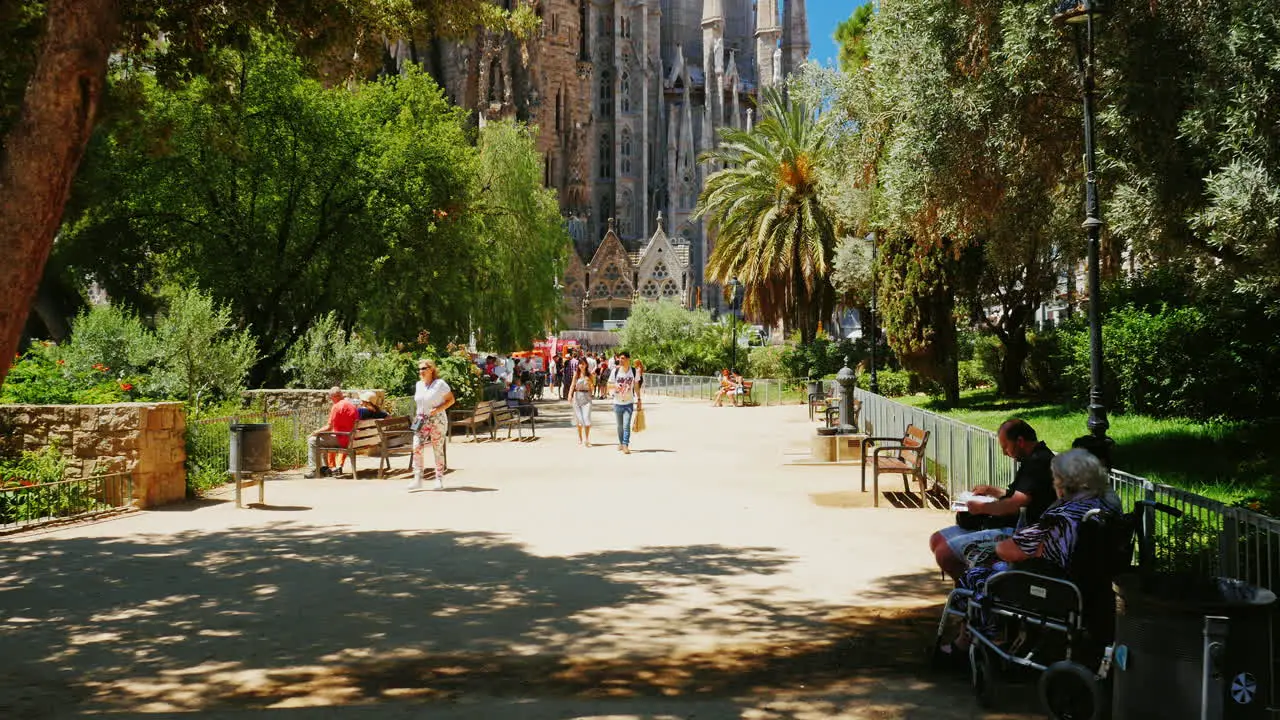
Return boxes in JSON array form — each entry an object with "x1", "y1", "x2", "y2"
[
  {"x1": 998, "y1": 330, "x2": 1029, "y2": 397},
  {"x1": 0, "y1": 0, "x2": 119, "y2": 387}
]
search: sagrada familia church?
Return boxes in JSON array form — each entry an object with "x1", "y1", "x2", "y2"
[{"x1": 387, "y1": 0, "x2": 810, "y2": 330}]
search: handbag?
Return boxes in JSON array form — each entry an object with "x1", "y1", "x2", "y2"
[
  {"x1": 410, "y1": 415, "x2": 425, "y2": 432},
  {"x1": 632, "y1": 407, "x2": 646, "y2": 433}
]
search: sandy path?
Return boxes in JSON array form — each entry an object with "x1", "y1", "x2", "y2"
[{"x1": 0, "y1": 397, "x2": 1038, "y2": 718}]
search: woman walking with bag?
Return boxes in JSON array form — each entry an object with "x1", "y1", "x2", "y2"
[
  {"x1": 571, "y1": 361, "x2": 595, "y2": 446},
  {"x1": 409, "y1": 358, "x2": 455, "y2": 491},
  {"x1": 608, "y1": 352, "x2": 640, "y2": 454}
]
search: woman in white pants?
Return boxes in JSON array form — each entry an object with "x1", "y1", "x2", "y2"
[
  {"x1": 409, "y1": 358, "x2": 455, "y2": 491},
  {"x1": 570, "y1": 361, "x2": 594, "y2": 446}
]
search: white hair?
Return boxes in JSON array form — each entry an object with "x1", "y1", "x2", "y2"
[{"x1": 1051, "y1": 449, "x2": 1109, "y2": 497}]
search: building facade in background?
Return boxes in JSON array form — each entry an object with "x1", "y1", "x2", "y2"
[{"x1": 385, "y1": 0, "x2": 809, "y2": 328}]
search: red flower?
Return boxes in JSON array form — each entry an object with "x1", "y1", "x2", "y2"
[
  {"x1": 56, "y1": 359, "x2": 65, "y2": 366},
  {"x1": 120, "y1": 382, "x2": 134, "y2": 391}
]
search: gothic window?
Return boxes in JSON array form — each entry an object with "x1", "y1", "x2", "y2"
[
  {"x1": 661, "y1": 279, "x2": 680, "y2": 297},
  {"x1": 620, "y1": 17, "x2": 631, "y2": 38},
  {"x1": 598, "y1": 132, "x2": 612, "y2": 178},
  {"x1": 620, "y1": 128, "x2": 632, "y2": 174},
  {"x1": 612, "y1": 282, "x2": 630, "y2": 298},
  {"x1": 641, "y1": 280, "x2": 660, "y2": 298},
  {"x1": 488, "y1": 60, "x2": 501, "y2": 102},
  {"x1": 555, "y1": 88, "x2": 562, "y2": 131},
  {"x1": 599, "y1": 69, "x2": 613, "y2": 115},
  {"x1": 603, "y1": 264, "x2": 621, "y2": 281},
  {"x1": 619, "y1": 189, "x2": 633, "y2": 236},
  {"x1": 593, "y1": 281, "x2": 611, "y2": 298},
  {"x1": 652, "y1": 262, "x2": 669, "y2": 280},
  {"x1": 620, "y1": 72, "x2": 631, "y2": 113},
  {"x1": 599, "y1": 195, "x2": 612, "y2": 224}
]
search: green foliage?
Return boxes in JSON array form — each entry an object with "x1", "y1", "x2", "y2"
[
  {"x1": 349, "y1": 349, "x2": 416, "y2": 398},
  {"x1": 781, "y1": 336, "x2": 862, "y2": 381},
  {"x1": 616, "y1": 300, "x2": 728, "y2": 375},
  {"x1": 58, "y1": 304, "x2": 160, "y2": 382},
  {"x1": 874, "y1": 369, "x2": 912, "y2": 398},
  {"x1": 0, "y1": 444, "x2": 104, "y2": 524},
  {"x1": 151, "y1": 287, "x2": 257, "y2": 411},
  {"x1": 745, "y1": 345, "x2": 787, "y2": 380},
  {"x1": 696, "y1": 87, "x2": 838, "y2": 343},
  {"x1": 834, "y1": 4, "x2": 873, "y2": 72},
  {"x1": 282, "y1": 312, "x2": 363, "y2": 389},
  {"x1": 958, "y1": 360, "x2": 994, "y2": 391}
]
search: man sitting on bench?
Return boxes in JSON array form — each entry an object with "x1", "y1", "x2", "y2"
[
  {"x1": 304, "y1": 386, "x2": 358, "y2": 479},
  {"x1": 928, "y1": 418, "x2": 1055, "y2": 580}
]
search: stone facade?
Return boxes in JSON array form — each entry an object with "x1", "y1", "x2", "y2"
[
  {"x1": 0, "y1": 402, "x2": 187, "y2": 509},
  {"x1": 386, "y1": 0, "x2": 810, "y2": 319}
]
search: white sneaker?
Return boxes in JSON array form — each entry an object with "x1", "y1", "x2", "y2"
[
  {"x1": 435, "y1": 477, "x2": 445, "y2": 490},
  {"x1": 406, "y1": 471, "x2": 423, "y2": 491}
]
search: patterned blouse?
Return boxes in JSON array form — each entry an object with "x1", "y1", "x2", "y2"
[{"x1": 959, "y1": 491, "x2": 1121, "y2": 591}]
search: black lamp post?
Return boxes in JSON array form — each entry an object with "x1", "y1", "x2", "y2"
[
  {"x1": 866, "y1": 232, "x2": 879, "y2": 395},
  {"x1": 727, "y1": 277, "x2": 741, "y2": 372},
  {"x1": 1054, "y1": 0, "x2": 1110, "y2": 444}
]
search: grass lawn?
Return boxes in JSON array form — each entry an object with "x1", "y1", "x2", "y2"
[{"x1": 897, "y1": 389, "x2": 1278, "y2": 507}]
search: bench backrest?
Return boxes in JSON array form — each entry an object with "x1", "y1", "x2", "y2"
[
  {"x1": 468, "y1": 400, "x2": 495, "y2": 420},
  {"x1": 899, "y1": 424, "x2": 930, "y2": 468},
  {"x1": 349, "y1": 418, "x2": 384, "y2": 449},
  {"x1": 375, "y1": 416, "x2": 412, "y2": 448}
]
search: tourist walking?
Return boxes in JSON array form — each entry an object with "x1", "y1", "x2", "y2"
[
  {"x1": 609, "y1": 352, "x2": 640, "y2": 454},
  {"x1": 409, "y1": 358, "x2": 455, "y2": 491},
  {"x1": 570, "y1": 361, "x2": 595, "y2": 446}
]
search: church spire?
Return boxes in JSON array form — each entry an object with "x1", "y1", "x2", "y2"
[
  {"x1": 781, "y1": 0, "x2": 810, "y2": 79},
  {"x1": 755, "y1": 0, "x2": 782, "y2": 88}
]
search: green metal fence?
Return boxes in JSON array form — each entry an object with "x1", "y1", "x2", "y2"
[{"x1": 0, "y1": 471, "x2": 133, "y2": 533}]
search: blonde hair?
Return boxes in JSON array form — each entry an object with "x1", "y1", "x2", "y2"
[{"x1": 418, "y1": 358, "x2": 438, "y2": 376}]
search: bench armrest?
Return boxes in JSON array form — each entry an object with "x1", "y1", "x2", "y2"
[
  {"x1": 862, "y1": 435, "x2": 905, "y2": 446},
  {"x1": 314, "y1": 430, "x2": 353, "y2": 441}
]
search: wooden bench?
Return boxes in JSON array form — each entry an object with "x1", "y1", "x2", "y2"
[
  {"x1": 493, "y1": 402, "x2": 537, "y2": 439},
  {"x1": 449, "y1": 400, "x2": 497, "y2": 442},
  {"x1": 860, "y1": 424, "x2": 931, "y2": 508},
  {"x1": 318, "y1": 417, "x2": 395, "y2": 479},
  {"x1": 373, "y1": 416, "x2": 427, "y2": 478},
  {"x1": 824, "y1": 398, "x2": 862, "y2": 430}
]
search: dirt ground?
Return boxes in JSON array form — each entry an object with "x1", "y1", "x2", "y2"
[{"x1": 0, "y1": 396, "x2": 1041, "y2": 718}]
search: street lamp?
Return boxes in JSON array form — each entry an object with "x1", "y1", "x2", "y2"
[
  {"x1": 727, "y1": 277, "x2": 741, "y2": 372},
  {"x1": 1053, "y1": 0, "x2": 1110, "y2": 445},
  {"x1": 865, "y1": 232, "x2": 879, "y2": 395}
]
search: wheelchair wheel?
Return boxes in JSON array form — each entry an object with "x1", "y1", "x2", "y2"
[
  {"x1": 1039, "y1": 660, "x2": 1103, "y2": 720},
  {"x1": 969, "y1": 643, "x2": 999, "y2": 709}
]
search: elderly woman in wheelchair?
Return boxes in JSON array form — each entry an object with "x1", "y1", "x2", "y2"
[{"x1": 934, "y1": 449, "x2": 1125, "y2": 718}]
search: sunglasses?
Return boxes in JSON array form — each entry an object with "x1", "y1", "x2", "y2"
[{"x1": 418, "y1": 366, "x2": 431, "y2": 371}]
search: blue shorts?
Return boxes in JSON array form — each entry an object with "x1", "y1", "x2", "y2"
[{"x1": 938, "y1": 525, "x2": 1015, "y2": 568}]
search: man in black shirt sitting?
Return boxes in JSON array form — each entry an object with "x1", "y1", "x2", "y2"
[{"x1": 929, "y1": 418, "x2": 1055, "y2": 580}]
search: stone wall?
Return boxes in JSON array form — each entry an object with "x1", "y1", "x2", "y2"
[
  {"x1": 0, "y1": 402, "x2": 187, "y2": 509},
  {"x1": 240, "y1": 389, "x2": 383, "y2": 414}
]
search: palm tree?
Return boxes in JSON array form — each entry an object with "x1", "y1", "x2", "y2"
[{"x1": 695, "y1": 87, "x2": 837, "y2": 343}]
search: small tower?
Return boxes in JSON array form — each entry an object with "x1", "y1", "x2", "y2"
[
  {"x1": 755, "y1": 0, "x2": 782, "y2": 88},
  {"x1": 781, "y1": 0, "x2": 810, "y2": 78}
]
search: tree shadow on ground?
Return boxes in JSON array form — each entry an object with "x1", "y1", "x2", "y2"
[{"x1": 0, "y1": 525, "x2": 1038, "y2": 718}]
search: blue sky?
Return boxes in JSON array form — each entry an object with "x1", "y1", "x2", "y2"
[{"x1": 808, "y1": 1, "x2": 868, "y2": 69}]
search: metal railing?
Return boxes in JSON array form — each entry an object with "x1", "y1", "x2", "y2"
[
  {"x1": 640, "y1": 373, "x2": 803, "y2": 406},
  {"x1": 187, "y1": 407, "x2": 328, "y2": 479},
  {"x1": 0, "y1": 471, "x2": 133, "y2": 533},
  {"x1": 855, "y1": 388, "x2": 1280, "y2": 593}
]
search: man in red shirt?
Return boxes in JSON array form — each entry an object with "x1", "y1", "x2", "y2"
[{"x1": 304, "y1": 387, "x2": 359, "y2": 478}]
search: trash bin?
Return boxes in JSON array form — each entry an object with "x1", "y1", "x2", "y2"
[
  {"x1": 229, "y1": 423, "x2": 272, "y2": 474},
  {"x1": 1112, "y1": 572, "x2": 1276, "y2": 720},
  {"x1": 806, "y1": 380, "x2": 823, "y2": 399}
]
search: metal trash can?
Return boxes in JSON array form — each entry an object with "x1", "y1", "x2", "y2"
[
  {"x1": 229, "y1": 423, "x2": 272, "y2": 473},
  {"x1": 1112, "y1": 572, "x2": 1276, "y2": 720}
]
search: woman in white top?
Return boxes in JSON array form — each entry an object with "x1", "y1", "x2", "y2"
[
  {"x1": 570, "y1": 361, "x2": 595, "y2": 447},
  {"x1": 409, "y1": 358, "x2": 455, "y2": 491}
]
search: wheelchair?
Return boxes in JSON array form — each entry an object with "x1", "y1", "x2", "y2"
[{"x1": 932, "y1": 500, "x2": 1182, "y2": 720}]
